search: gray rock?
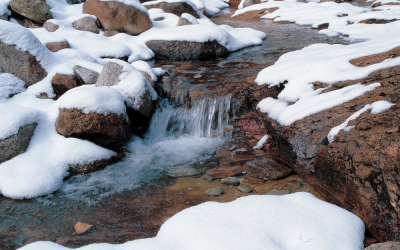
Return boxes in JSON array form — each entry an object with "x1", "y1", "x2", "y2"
[
  {"x1": 67, "y1": 0, "x2": 86, "y2": 4},
  {"x1": 177, "y1": 17, "x2": 193, "y2": 26},
  {"x1": 95, "y1": 62, "x2": 124, "y2": 87},
  {"x1": 167, "y1": 166, "x2": 200, "y2": 178},
  {"x1": 241, "y1": 0, "x2": 260, "y2": 8},
  {"x1": 43, "y1": 21, "x2": 59, "y2": 32},
  {"x1": 365, "y1": 242, "x2": 400, "y2": 250},
  {"x1": 10, "y1": 0, "x2": 53, "y2": 24},
  {"x1": 103, "y1": 30, "x2": 120, "y2": 37},
  {"x1": 267, "y1": 189, "x2": 290, "y2": 196},
  {"x1": 221, "y1": 177, "x2": 240, "y2": 186},
  {"x1": 237, "y1": 185, "x2": 253, "y2": 193},
  {"x1": 243, "y1": 157, "x2": 292, "y2": 180},
  {"x1": 145, "y1": 1, "x2": 200, "y2": 19},
  {"x1": 73, "y1": 16, "x2": 99, "y2": 34},
  {"x1": 0, "y1": 123, "x2": 37, "y2": 164},
  {"x1": 204, "y1": 186, "x2": 224, "y2": 196},
  {"x1": 73, "y1": 65, "x2": 99, "y2": 85},
  {"x1": 0, "y1": 13, "x2": 8, "y2": 21}
]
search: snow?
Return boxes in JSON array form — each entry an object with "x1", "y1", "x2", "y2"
[
  {"x1": 0, "y1": 0, "x2": 10, "y2": 16},
  {"x1": 253, "y1": 134, "x2": 269, "y2": 149},
  {"x1": 59, "y1": 85, "x2": 127, "y2": 116},
  {"x1": 0, "y1": 105, "x2": 42, "y2": 140},
  {"x1": 18, "y1": 192, "x2": 365, "y2": 250},
  {"x1": 0, "y1": 20, "x2": 54, "y2": 70},
  {"x1": 0, "y1": 73, "x2": 26, "y2": 102},
  {"x1": 327, "y1": 100, "x2": 395, "y2": 142},
  {"x1": 100, "y1": 0, "x2": 149, "y2": 14},
  {"x1": 131, "y1": 60, "x2": 159, "y2": 81},
  {"x1": 181, "y1": 13, "x2": 200, "y2": 24}
]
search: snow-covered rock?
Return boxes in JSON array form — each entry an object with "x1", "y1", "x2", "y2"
[
  {"x1": 9, "y1": 0, "x2": 53, "y2": 24},
  {"x1": 177, "y1": 13, "x2": 199, "y2": 26},
  {"x1": 0, "y1": 73, "x2": 26, "y2": 102},
  {"x1": 144, "y1": 0, "x2": 202, "y2": 18}
]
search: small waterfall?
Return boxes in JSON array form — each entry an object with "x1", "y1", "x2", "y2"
[{"x1": 146, "y1": 95, "x2": 233, "y2": 143}]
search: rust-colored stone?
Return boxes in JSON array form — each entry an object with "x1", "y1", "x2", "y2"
[
  {"x1": 205, "y1": 166, "x2": 245, "y2": 179},
  {"x1": 232, "y1": 8, "x2": 278, "y2": 19},
  {"x1": 51, "y1": 73, "x2": 81, "y2": 97},
  {"x1": 46, "y1": 41, "x2": 71, "y2": 52},
  {"x1": 74, "y1": 222, "x2": 93, "y2": 235},
  {"x1": 359, "y1": 18, "x2": 397, "y2": 24},
  {"x1": 350, "y1": 46, "x2": 400, "y2": 67}
]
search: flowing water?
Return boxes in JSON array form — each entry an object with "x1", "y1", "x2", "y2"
[{"x1": 0, "y1": 7, "x2": 358, "y2": 249}]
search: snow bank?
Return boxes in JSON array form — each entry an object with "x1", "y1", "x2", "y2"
[
  {"x1": 0, "y1": 21, "x2": 54, "y2": 70},
  {"x1": 0, "y1": 73, "x2": 26, "y2": 102},
  {"x1": 182, "y1": 13, "x2": 200, "y2": 24},
  {"x1": 100, "y1": 0, "x2": 149, "y2": 14},
  {"x1": 0, "y1": 0, "x2": 10, "y2": 16},
  {"x1": 0, "y1": 105, "x2": 42, "y2": 140},
  {"x1": 131, "y1": 60, "x2": 159, "y2": 81},
  {"x1": 59, "y1": 85, "x2": 127, "y2": 116},
  {"x1": 18, "y1": 192, "x2": 365, "y2": 250}
]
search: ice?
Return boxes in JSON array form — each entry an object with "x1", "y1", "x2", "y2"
[
  {"x1": 253, "y1": 134, "x2": 269, "y2": 149},
  {"x1": 0, "y1": 73, "x2": 26, "y2": 102},
  {"x1": 18, "y1": 192, "x2": 365, "y2": 250}
]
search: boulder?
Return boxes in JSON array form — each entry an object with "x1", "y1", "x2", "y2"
[
  {"x1": 144, "y1": 1, "x2": 200, "y2": 19},
  {"x1": 243, "y1": 157, "x2": 292, "y2": 180},
  {"x1": 73, "y1": 16, "x2": 99, "y2": 34},
  {"x1": 0, "y1": 21, "x2": 50, "y2": 87},
  {"x1": 46, "y1": 41, "x2": 70, "y2": 52},
  {"x1": 73, "y1": 65, "x2": 99, "y2": 85},
  {"x1": 9, "y1": 0, "x2": 53, "y2": 24},
  {"x1": 145, "y1": 40, "x2": 229, "y2": 61},
  {"x1": 365, "y1": 242, "x2": 400, "y2": 250},
  {"x1": 240, "y1": 0, "x2": 260, "y2": 9},
  {"x1": 140, "y1": 70, "x2": 155, "y2": 89},
  {"x1": 232, "y1": 7, "x2": 278, "y2": 19},
  {"x1": 0, "y1": 123, "x2": 37, "y2": 164},
  {"x1": 83, "y1": 0, "x2": 152, "y2": 36},
  {"x1": 51, "y1": 73, "x2": 81, "y2": 97},
  {"x1": 43, "y1": 21, "x2": 59, "y2": 32}
]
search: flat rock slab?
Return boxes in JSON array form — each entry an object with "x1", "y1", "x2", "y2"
[
  {"x1": 168, "y1": 166, "x2": 200, "y2": 178},
  {"x1": 204, "y1": 186, "x2": 224, "y2": 196},
  {"x1": 243, "y1": 157, "x2": 291, "y2": 180},
  {"x1": 205, "y1": 165, "x2": 245, "y2": 179}
]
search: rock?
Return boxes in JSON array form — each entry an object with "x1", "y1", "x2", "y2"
[
  {"x1": 0, "y1": 123, "x2": 37, "y2": 164},
  {"x1": 267, "y1": 189, "x2": 290, "y2": 195},
  {"x1": 46, "y1": 41, "x2": 70, "y2": 52},
  {"x1": 237, "y1": 185, "x2": 252, "y2": 193},
  {"x1": 177, "y1": 14, "x2": 199, "y2": 26},
  {"x1": 243, "y1": 158, "x2": 292, "y2": 180},
  {"x1": 83, "y1": 0, "x2": 152, "y2": 36},
  {"x1": 221, "y1": 177, "x2": 240, "y2": 186},
  {"x1": 67, "y1": 0, "x2": 86, "y2": 4},
  {"x1": 51, "y1": 73, "x2": 81, "y2": 97},
  {"x1": 167, "y1": 166, "x2": 200, "y2": 178},
  {"x1": 69, "y1": 151, "x2": 125, "y2": 175},
  {"x1": 350, "y1": 46, "x2": 400, "y2": 67},
  {"x1": 241, "y1": 0, "x2": 260, "y2": 9},
  {"x1": 205, "y1": 166, "x2": 245, "y2": 179},
  {"x1": 144, "y1": 1, "x2": 200, "y2": 19},
  {"x1": 95, "y1": 62, "x2": 124, "y2": 87},
  {"x1": 43, "y1": 21, "x2": 59, "y2": 32},
  {"x1": 0, "y1": 22, "x2": 49, "y2": 87},
  {"x1": 103, "y1": 30, "x2": 120, "y2": 37},
  {"x1": 140, "y1": 70, "x2": 155, "y2": 89},
  {"x1": 359, "y1": 19, "x2": 397, "y2": 24},
  {"x1": 204, "y1": 186, "x2": 224, "y2": 196},
  {"x1": 73, "y1": 65, "x2": 99, "y2": 85},
  {"x1": 0, "y1": 14, "x2": 8, "y2": 21},
  {"x1": 36, "y1": 92, "x2": 50, "y2": 99},
  {"x1": 365, "y1": 242, "x2": 400, "y2": 250},
  {"x1": 23, "y1": 18, "x2": 41, "y2": 28},
  {"x1": 232, "y1": 7, "x2": 278, "y2": 19},
  {"x1": 145, "y1": 40, "x2": 229, "y2": 61},
  {"x1": 177, "y1": 17, "x2": 192, "y2": 26},
  {"x1": 9, "y1": 0, "x2": 53, "y2": 24},
  {"x1": 56, "y1": 108, "x2": 130, "y2": 146},
  {"x1": 74, "y1": 222, "x2": 93, "y2": 235},
  {"x1": 229, "y1": 0, "x2": 241, "y2": 7},
  {"x1": 73, "y1": 16, "x2": 99, "y2": 34}
]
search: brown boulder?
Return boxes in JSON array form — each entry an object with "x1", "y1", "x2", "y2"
[
  {"x1": 52, "y1": 73, "x2": 81, "y2": 97},
  {"x1": 83, "y1": 0, "x2": 152, "y2": 36},
  {"x1": 43, "y1": 21, "x2": 59, "y2": 32},
  {"x1": 56, "y1": 108, "x2": 130, "y2": 146},
  {"x1": 0, "y1": 123, "x2": 37, "y2": 164},
  {"x1": 46, "y1": 41, "x2": 71, "y2": 52},
  {"x1": 146, "y1": 40, "x2": 229, "y2": 61},
  {"x1": 73, "y1": 16, "x2": 99, "y2": 34},
  {"x1": 243, "y1": 157, "x2": 291, "y2": 180},
  {"x1": 144, "y1": 1, "x2": 200, "y2": 18},
  {"x1": 9, "y1": 0, "x2": 53, "y2": 24}
]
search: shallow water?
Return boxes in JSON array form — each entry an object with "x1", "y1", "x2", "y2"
[{"x1": 0, "y1": 7, "x2": 358, "y2": 249}]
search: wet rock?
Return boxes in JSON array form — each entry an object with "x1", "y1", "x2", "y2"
[
  {"x1": 241, "y1": 0, "x2": 261, "y2": 9},
  {"x1": 144, "y1": 1, "x2": 200, "y2": 19},
  {"x1": 168, "y1": 166, "x2": 200, "y2": 178},
  {"x1": 74, "y1": 222, "x2": 93, "y2": 235},
  {"x1": 95, "y1": 62, "x2": 124, "y2": 87},
  {"x1": 205, "y1": 166, "x2": 245, "y2": 179},
  {"x1": 9, "y1": 0, "x2": 53, "y2": 24},
  {"x1": 51, "y1": 73, "x2": 81, "y2": 97},
  {"x1": 146, "y1": 40, "x2": 229, "y2": 61},
  {"x1": 204, "y1": 186, "x2": 224, "y2": 196},
  {"x1": 43, "y1": 21, "x2": 59, "y2": 32},
  {"x1": 243, "y1": 157, "x2": 292, "y2": 180},
  {"x1": 73, "y1": 16, "x2": 99, "y2": 34},
  {"x1": 73, "y1": 65, "x2": 99, "y2": 85},
  {"x1": 221, "y1": 177, "x2": 240, "y2": 186},
  {"x1": 365, "y1": 242, "x2": 400, "y2": 250},
  {"x1": 267, "y1": 189, "x2": 290, "y2": 195},
  {"x1": 56, "y1": 108, "x2": 130, "y2": 146},
  {"x1": 103, "y1": 30, "x2": 120, "y2": 37},
  {"x1": 46, "y1": 41, "x2": 71, "y2": 52},
  {"x1": 69, "y1": 151, "x2": 125, "y2": 175},
  {"x1": 0, "y1": 123, "x2": 37, "y2": 164},
  {"x1": 232, "y1": 7, "x2": 278, "y2": 19},
  {"x1": 83, "y1": 0, "x2": 152, "y2": 36},
  {"x1": 237, "y1": 185, "x2": 252, "y2": 193}
]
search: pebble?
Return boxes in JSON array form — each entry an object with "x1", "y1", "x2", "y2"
[
  {"x1": 221, "y1": 177, "x2": 240, "y2": 186},
  {"x1": 237, "y1": 185, "x2": 253, "y2": 193},
  {"x1": 167, "y1": 166, "x2": 200, "y2": 178},
  {"x1": 204, "y1": 186, "x2": 224, "y2": 196},
  {"x1": 75, "y1": 222, "x2": 93, "y2": 235}
]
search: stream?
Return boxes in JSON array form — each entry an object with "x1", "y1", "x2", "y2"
[{"x1": 0, "y1": 7, "x2": 355, "y2": 249}]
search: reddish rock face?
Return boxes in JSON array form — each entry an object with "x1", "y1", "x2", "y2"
[
  {"x1": 56, "y1": 108, "x2": 131, "y2": 146},
  {"x1": 144, "y1": 1, "x2": 200, "y2": 19},
  {"x1": 46, "y1": 41, "x2": 71, "y2": 52},
  {"x1": 241, "y1": 0, "x2": 261, "y2": 9},
  {"x1": 51, "y1": 73, "x2": 81, "y2": 97},
  {"x1": 83, "y1": 0, "x2": 152, "y2": 36},
  {"x1": 232, "y1": 7, "x2": 278, "y2": 19},
  {"x1": 350, "y1": 46, "x2": 400, "y2": 67}
]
